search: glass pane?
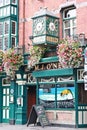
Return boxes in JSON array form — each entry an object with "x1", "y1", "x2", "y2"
[
  {"x1": 5, "y1": 0, "x2": 10, "y2": 5},
  {"x1": 21, "y1": 85, "x2": 23, "y2": 95},
  {"x1": 4, "y1": 8, "x2": 6, "y2": 16},
  {"x1": 4, "y1": 21, "x2": 9, "y2": 34},
  {"x1": 7, "y1": 6, "x2": 10, "y2": 15},
  {"x1": 3, "y1": 96, "x2": 6, "y2": 106},
  {"x1": 12, "y1": 37, "x2": 16, "y2": 47},
  {"x1": 0, "y1": 9, "x2": 3, "y2": 17},
  {"x1": 0, "y1": 0, "x2": 3, "y2": 7},
  {"x1": 72, "y1": 27, "x2": 76, "y2": 36},
  {"x1": 4, "y1": 37, "x2": 8, "y2": 50},
  {"x1": 11, "y1": 6, "x2": 16, "y2": 15},
  {"x1": 57, "y1": 84, "x2": 75, "y2": 108},
  {"x1": 3, "y1": 89, "x2": 6, "y2": 94},
  {"x1": 6, "y1": 109, "x2": 9, "y2": 119},
  {"x1": 39, "y1": 84, "x2": 55, "y2": 108},
  {"x1": 12, "y1": 21, "x2": 16, "y2": 34},
  {"x1": 0, "y1": 22, "x2": 3, "y2": 35},
  {"x1": 72, "y1": 19, "x2": 76, "y2": 26},
  {"x1": 3, "y1": 110, "x2": 5, "y2": 118},
  {"x1": 64, "y1": 29, "x2": 70, "y2": 37},
  {"x1": 64, "y1": 20, "x2": 70, "y2": 28},
  {"x1": 7, "y1": 96, "x2": 9, "y2": 106},
  {"x1": 7, "y1": 88, "x2": 9, "y2": 94},
  {"x1": 0, "y1": 37, "x2": 3, "y2": 49},
  {"x1": 12, "y1": 0, "x2": 16, "y2": 4}
]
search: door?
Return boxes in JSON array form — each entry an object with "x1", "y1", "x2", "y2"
[
  {"x1": 27, "y1": 86, "x2": 36, "y2": 118},
  {"x1": 2, "y1": 87, "x2": 10, "y2": 123}
]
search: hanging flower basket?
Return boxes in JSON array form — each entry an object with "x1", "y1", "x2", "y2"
[
  {"x1": 3, "y1": 48, "x2": 24, "y2": 77},
  {"x1": 28, "y1": 45, "x2": 46, "y2": 69},
  {"x1": 57, "y1": 37, "x2": 84, "y2": 68}
]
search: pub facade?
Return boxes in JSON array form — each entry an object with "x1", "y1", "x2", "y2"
[{"x1": 0, "y1": 0, "x2": 87, "y2": 128}]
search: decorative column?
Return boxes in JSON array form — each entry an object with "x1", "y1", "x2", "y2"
[
  {"x1": 9, "y1": 79, "x2": 17, "y2": 125},
  {"x1": 15, "y1": 73, "x2": 27, "y2": 124}
]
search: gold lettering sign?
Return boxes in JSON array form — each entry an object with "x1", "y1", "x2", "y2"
[
  {"x1": 35, "y1": 62, "x2": 59, "y2": 71},
  {"x1": 46, "y1": 36, "x2": 58, "y2": 43}
]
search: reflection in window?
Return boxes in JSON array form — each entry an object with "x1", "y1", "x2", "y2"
[{"x1": 39, "y1": 84, "x2": 55, "y2": 108}]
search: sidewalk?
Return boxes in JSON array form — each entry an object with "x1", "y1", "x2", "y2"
[{"x1": 0, "y1": 124, "x2": 87, "y2": 130}]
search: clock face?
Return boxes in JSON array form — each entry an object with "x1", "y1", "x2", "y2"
[
  {"x1": 47, "y1": 17, "x2": 58, "y2": 36},
  {"x1": 33, "y1": 18, "x2": 45, "y2": 36},
  {"x1": 49, "y1": 22, "x2": 56, "y2": 31}
]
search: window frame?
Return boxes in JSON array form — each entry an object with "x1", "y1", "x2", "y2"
[
  {"x1": 62, "y1": 7, "x2": 76, "y2": 38},
  {"x1": 38, "y1": 79, "x2": 75, "y2": 110}
]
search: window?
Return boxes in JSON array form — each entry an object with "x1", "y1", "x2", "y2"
[
  {"x1": 0, "y1": 37, "x2": 3, "y2": 49},
  {"x1": 39, "y1": 84, "x2": 55, "y2": 108},
  {"x1": 5, "y1": 0, "x2": 10, "y2": 5},
  {"x1": 38, "y1": 83, "x2": 75, "y2": 109},
  {"x1": 0, "y1": 0, "x2": 3, "y2": 7},
  {"x1": 12, "y1": 21, "x2": 16, "y2": 34},
  {"x1": 63, "y1": 8, "x2": 76, "y2": 38},
  {"x1": 0, "y1": 0, "x2": 10, "y2": 6},
  {"x1": 0, "y1": 22, "x2": 3, "y2": 35},
  {"x1": 12, "y1": 0, "x2": 17, "y2": 4},
  {"x1": 12, "y1": 37, "x2": 16, "y2": 47},
  {"x1": 0, "y1": 9, "x2": 3, "y2": 17},
  {"x1": 11, "y1": 6, "x2": 17, "y2": 15},
  {"x1": 4, "y1": 37, "x2": 8, "y2": 50},
  {"x1": 6, "y1": 6, "x2": 10, "y2": 16},
  {"x1": 78, "y1": 83, "x2": 87, "y2": 105},
  {"x1": 4, "y1": 21, "x2": 9, "y2": 34},
  {"x1": 0, "y1": 21, "x2": 9, "y2": 50}
]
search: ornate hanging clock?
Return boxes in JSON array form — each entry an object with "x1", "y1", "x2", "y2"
[{"x1": 32, "y1": 8, "x2": 59, "y2": 46}]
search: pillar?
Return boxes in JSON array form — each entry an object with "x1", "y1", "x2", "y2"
[
  {"x1": 15, "y1": 73, "x2": 27, "y2": 124},
  {"x1": 9, "y1": 79, "x2": 17, "y2": 125}
]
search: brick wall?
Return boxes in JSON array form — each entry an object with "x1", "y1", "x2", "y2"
[{"x1": 19, "y1": 0, "x2": 87, "y2": 52}]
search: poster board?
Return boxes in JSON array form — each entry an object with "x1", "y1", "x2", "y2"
[{"x1": 27, "y1": 105, "x2": 50, "y2": 127}]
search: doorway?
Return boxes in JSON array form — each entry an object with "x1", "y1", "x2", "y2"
[{"x1": 27, "y1": 86, "x2": 36, "y2": 118}]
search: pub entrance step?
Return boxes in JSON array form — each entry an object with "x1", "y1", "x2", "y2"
[{"x1": 27, "y1": 105, "x2": 51, "y2": 127}]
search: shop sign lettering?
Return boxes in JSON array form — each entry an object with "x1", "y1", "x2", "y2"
[{"x1": 35, "y1": 62, "x2": 59, "y2": 71}]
